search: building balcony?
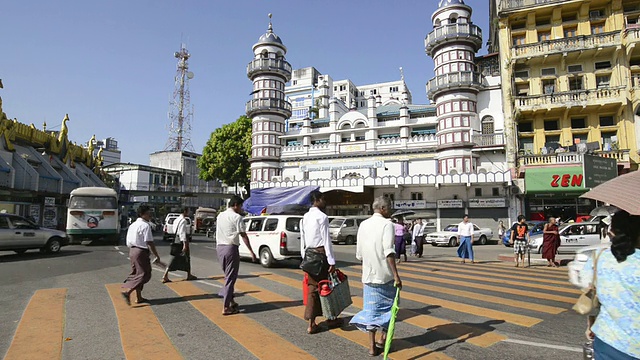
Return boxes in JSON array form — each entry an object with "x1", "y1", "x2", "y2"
[
  {"x1": 426, "y1": 71, "x2": 483, "y2": 100},
  {"x1": 425, "y1": 23, "x2": 482, "y2": 57},
  {"x1": 517, "y1": 150, "x2": 630, "y2": 168},
  {"x1": 625, "y1": 26, "x2": 640, "y2": 45},
  {"x1": 250, "y1": 171, "x2": 513, "y2": 190},
  {"x1": 512, "y1": 32, "x2": 620, "y2": 60},
  {"x1": 499, "y1": 0, "x2": 575, "y2": 14},
  {"x1": 514, "y1": 87, "x2": 625, "y2": 114},
  {"x1": 246, "y1": 58, "x2": 292, "y2": 81},
  {"x1": 473, "y1": 133, "x2": 505, "y2": 148},
  {"x1": 246, "y1": 98, "x2": 292, "y2": 118}
]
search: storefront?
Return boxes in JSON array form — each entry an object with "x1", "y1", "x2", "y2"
[{"x1": 523, "y1": 156, "x2": 617, "y2": 221}]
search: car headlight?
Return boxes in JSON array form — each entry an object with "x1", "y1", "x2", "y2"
[{"x1": 575, "y1": 253, "x2": 589, "y2": 262}]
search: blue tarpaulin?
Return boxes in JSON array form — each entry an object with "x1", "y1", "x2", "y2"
[{"x1": 243, "y1": 186, "x2": 319, "y2": 215}]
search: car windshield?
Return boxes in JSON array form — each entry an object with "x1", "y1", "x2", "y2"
[
  {"x1": 69, "y1": 195, "x2": 117, "y2": 209},
  {"x1": 329, "y1": 219, "x2": 345, "y2": 228},
  {"x1": 443, "y1": 225, "x2": 458, "y2": 231}
]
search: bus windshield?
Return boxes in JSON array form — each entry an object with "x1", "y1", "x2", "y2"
[{"x1": 69, "y1": 196, "x2": 117, "y2": 209}]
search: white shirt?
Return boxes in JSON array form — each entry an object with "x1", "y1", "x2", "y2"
[
  {"x1": 412, "y1": 224, "x2": 424, "y2": 240},
  {"x1": 458, "y1": 221, "x2": 474, "y2": 237},
  {"x1": 174, "y1": 214, "x2": 191, "y2": 243},
  {"x1": 356, "y1": 213, "x2": 396, "y2": 284},
  {"x1": 126, "y1": 218, "x2": 154, "y2": 248},
  {"x1": 216, "y1": 208, "x2": 245, "y2": 246},
  {"x1": 300, "y1": 207, "x2": 335, "y2": 266}
]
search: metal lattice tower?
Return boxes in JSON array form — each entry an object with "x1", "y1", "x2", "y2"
[{"x1": 165, "y1": 44, "x2": 195, "y2": 152}]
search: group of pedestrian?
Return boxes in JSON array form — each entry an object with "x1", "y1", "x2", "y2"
[
  {"x1": 301, "y1": 193, "x2": 402, "y2": 357},
  {"x1": 120, "y1": 196, "x2": 257, "y2": 316}
]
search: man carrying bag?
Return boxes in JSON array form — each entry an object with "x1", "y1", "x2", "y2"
[{"x1": 162, "y1": 207, "x2": 197, "y2": 283}]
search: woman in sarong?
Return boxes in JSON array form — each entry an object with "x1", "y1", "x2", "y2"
[{"x1": 542, "y1": 217, "x2": 560, "y2": 267}]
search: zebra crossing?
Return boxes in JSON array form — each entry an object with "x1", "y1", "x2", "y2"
[{"x1": 3, "y1": 260, "x2": 582, "y2": 360}]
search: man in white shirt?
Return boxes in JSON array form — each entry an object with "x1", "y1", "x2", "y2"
[
  {"x1": 121, "y1": 205, "x2": 161, "y2": 306},
  {"x1": 412, "y1": 218, "x2": 426, "y2": 258},
  {"x1": 300, "y1": 190, "x2": 339, "y2": 334},
  {"x1": 350, "y1": 196, "x2": 402, "y2": 357},
  {"x1": 162, "y1": 207, "x2": 197, "y2": 283},
  {"x1": 457, "y1": 214, "x2": 475, "y2": 264},
  {"x1": 216, "y1": 196, "x2": 256, "y2": 315}
]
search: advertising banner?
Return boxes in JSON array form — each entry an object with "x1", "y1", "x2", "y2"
[
  {"x1": 437, "y1": 199, "x2": 464, "y2": 208},
  {"x1": 524, "y1": 166, "x2": 585, "y2": 194}
]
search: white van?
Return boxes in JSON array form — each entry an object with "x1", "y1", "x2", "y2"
[
  {"x1": 67, "y1": 187, "x2": 119, "y2": 245},
  {"x1": 241, "y1": 215, "x2": 303, "y2": 268}
]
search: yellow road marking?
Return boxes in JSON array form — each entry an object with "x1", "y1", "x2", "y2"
[
  {"x1": 5, "y1": 288, "x2": 67, "y2": 360},
  {"x1": 350, "y1": 267, "x2": 565, "y2": 314},
  {"x1": 260, "y1": 272, "x2": 506, "y2": 348},
  {"x1": 166, "y1": 281, "x2": 315, "y2": 360},
  {"x1": 373, "y1": 263, "x2": 580, "y2": 295},
  {"x1": 337, "y1": 269, "x2": 541, "y2": 327},
  {"x1": 105, "y1": 284, "x2": 184, "y2": 360},
  {"x1": 236, "y1": 275, "x2": 453, "y2": 359},
  {"x1": 400, "y1": 261, "x2": 573, "y2": 287},
  {"x1": 485, "y1": 261, "x2": 570, "y2": 273},
  {"x1": 434, "y1": 259, "x2": 570, "y2": 279}
]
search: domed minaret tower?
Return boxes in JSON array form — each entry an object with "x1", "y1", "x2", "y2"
[
  {"x1": 246, "y1": 14, "x2": 292, "y2": 182},
  {"x1": 425, "y1": 0, "x2": 483, "y2": 175}
]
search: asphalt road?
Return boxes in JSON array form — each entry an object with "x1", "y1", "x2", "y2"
[{"x1": 0, "y1": 235, "x2": 585, "y2": 360}]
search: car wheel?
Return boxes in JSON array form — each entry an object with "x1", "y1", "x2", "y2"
[
  {"x1": 45, "y1": 237, "x2": 62, "y2": 253},
  {"x1": 259, "y1": 247, "x2": 275, "y2": 268},
  {"x1": 431, "y1": 242, "x2": 438, "y2": 247},
  {"x1": 449, "y1": 237, "x2": 458, "y2": 247},
  {"x1": 478, "y1": 235, "x2": 487, "y2": 246},
  {"x1": 14, "y1": 249, "x2": 27, "y2": 254},
  {"x1": 345, "y1": 236, "x2": 355, "y2": 245}
]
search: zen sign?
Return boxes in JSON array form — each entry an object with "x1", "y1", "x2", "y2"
[{"x1": 525, "y1": 166, "x2": 585, "y2": 194}]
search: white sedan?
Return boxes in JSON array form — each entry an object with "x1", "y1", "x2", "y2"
[{"x1": 425, "y1": 224, "x2": 493, "y2": 247}]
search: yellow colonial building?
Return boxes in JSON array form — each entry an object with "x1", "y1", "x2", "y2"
[{"x1": 495, "y1": 0, "x2": 640, "y2": 219}]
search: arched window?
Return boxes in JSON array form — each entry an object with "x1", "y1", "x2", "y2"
[
  {"x1": 449, "y1": 14, "x2": 458, "y2": 24},
  {"x1": 341, "y1": 123, "x2": 352, "y2": 130},
  {"x1": 482, "y1": 116, "x2": 495, "y2": 135},
  {"x1": 435, "y1": 19, "x2": 441, "y2": 28},
  {"x1": 354, "y1": 121, "x2": 366, "y2": 129}
]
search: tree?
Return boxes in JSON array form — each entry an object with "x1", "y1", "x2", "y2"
[{"x1": 198, "y1": 115, "x2": 252, "y2": 196}]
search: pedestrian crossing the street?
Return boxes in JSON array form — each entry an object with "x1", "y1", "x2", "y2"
[{"x1": 3, "y1": 260, "x2": 582, "y2": 360}]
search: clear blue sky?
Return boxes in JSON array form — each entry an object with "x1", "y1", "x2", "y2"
[{"x1": 1, "y1": 0, "x2": 489, "y2": 164}]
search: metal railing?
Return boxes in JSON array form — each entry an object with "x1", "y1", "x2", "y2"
[
  {"x1": 426, "y1": 71, "x2": 483, "y2": 99},
  {"x1": 515, "y1": 87, "x2": 624, "y2": 109},
  {"x1": 246, "y1": 98, "x2": 292, "y2": 117},
  {"x1": 512, "y1": 32, "x2": 620, "y2": 59},
  {"x1": 246, "y1": 58, "x2": 292, "y2": 80},
  {"x1": 518, "y1": 150, "x2": 630, "y2": 166},
  {"x1": 473, "y1": 133, "x2": 505, "y2": 147},
  {"x1": 425, "y1": 23, "x2": 482, "y2": 55}
]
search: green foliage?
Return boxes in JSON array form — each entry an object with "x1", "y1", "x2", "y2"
[{"x1": 198, "y1": 115, "x2": 252, "y2": 193}]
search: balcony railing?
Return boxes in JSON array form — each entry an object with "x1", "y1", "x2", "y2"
[
  {"x1": 512, "y1": 32, "x2": 620, "y2": 59},
  {"x1": 518, "y1": 150, "x2": 630, "y2": 167},
  {"x1": 425, "y1": 23, "x2": 482, "y2": 56},
  {"x1": 246, "y1": 98, "x2": 292, "y2": 118},
  {"x1": 426, "y1": 71, "x2": 483, "y2": 100},
  {"x1": 624, "y1": 27, "x2": 640, "y2": 44},
  {"x1": 473, "y1": 133, "x2": 505, "y2": 147},
  {"x1": 514, "y1": 87, "x2": 624, "y2": 111},
  {"x1": 500, "y1": 0, "x2": 570, "y2": 13},
  {"x1": 247, "y1": 58, "x2": 292, "y2": 80}
]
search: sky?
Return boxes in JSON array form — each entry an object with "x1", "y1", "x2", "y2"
[{"x1": 1, "y1": 0, "x2": 490, "y2": 165}]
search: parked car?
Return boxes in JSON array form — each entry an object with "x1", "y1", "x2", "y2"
[
  {"x1": 242, "y1": 215, "x2": 303, "y2": 268},
  {"x1": 0, "y1": 213, "x2": 69, "y2": 254},
  {"x1": 162, "y1": 213, "x2": 183, "y2": 241},
  {"x1": 502, "y1": 221, "x2": 546, "y2": 247},
  {"x1": 529, "y1": 221, "x2": 602, "y2": 254},
  {"x1": 568, "y1": 243, "x2": 610, "y2": 290},
  {"x1": 329, "y1": 216, "x2": 369, "y2": 245},
  {"x1": 426, "y1": 224, "x2": 493, "y2": 247}
]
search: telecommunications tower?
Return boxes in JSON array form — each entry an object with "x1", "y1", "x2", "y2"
[{"x1": 165, "y1": 44, "x2": 195, "y2": 152}]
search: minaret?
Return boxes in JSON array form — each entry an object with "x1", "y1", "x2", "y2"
[
  {"x1": 246, "y1": 14, "x2": 292, "y2": 182},
  {"x1": 425, "y1": 0, "x2": 483, "y2": 175}
]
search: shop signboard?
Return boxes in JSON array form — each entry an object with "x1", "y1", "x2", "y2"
[
  {"x1": 437, "y1": 199, "x2": 464, "y2": 208},
  {"x1": 300, "y1": 160, "x2": 384, "y2": 172},
  {"x1": 468, "y1": 198, "x2": 507, "y2": 208},
  {"x1": 393, "y1": 200, "x2": 426, "y2": 209},
  {"x1": 44, "y1": 197, "x2": 56, "y2": 206},
  {"x1": 583, "y1": 154, "x2": 617, "y2": 189},
  {"x1": 525, "y1": 166, "x2": 585, "y2": 194}
]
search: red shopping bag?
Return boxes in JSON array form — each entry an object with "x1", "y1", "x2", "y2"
[{"x1": 302, "y1": 272, "x2": 309, "y2": 306}]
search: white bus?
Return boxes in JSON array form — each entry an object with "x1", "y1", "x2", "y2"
[{"x1": 66, "y1": 187, "x2": 119, "y2": 245}]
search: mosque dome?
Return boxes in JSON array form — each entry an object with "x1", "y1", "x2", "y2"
[{"x1": 438, "y1": 0, "x2": 466, "y2": 8}]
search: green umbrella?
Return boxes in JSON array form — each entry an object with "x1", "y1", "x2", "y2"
[{"x1": 383, "y1": 287, "x2": 401, "y2": 360}]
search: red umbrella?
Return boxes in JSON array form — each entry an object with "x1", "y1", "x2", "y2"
[{"x1": 580, "y1": 170, "x2": 640, "y2": 215}]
